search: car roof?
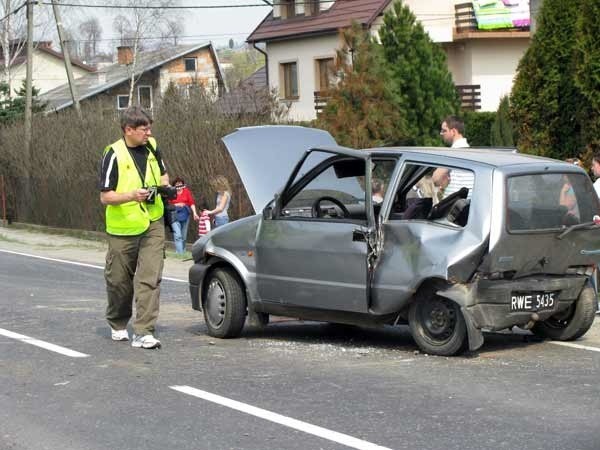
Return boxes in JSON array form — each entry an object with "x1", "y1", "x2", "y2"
[{"x1": 313, "y1": 145, "x2": 572, "y2": 169}]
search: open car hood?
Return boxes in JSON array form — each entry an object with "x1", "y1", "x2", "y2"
[{"x1": 222, "y1": 126, "x2": 337, "y2": 213}]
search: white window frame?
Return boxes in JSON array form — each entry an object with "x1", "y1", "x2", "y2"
[
  {"x1": 116, "y1": 95, "x2": 129, "y2": 110},
  {"x1": 137, "y1": 85, "x2": 153, "y2": 110}
]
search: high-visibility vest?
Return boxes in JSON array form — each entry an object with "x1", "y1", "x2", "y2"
[{"x1": 103, "y1": 137, "x2": 164, "y2": 236}]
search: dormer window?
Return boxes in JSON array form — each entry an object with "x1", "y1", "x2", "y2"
[
  {"x1": 281, "y1": 0, "x2": 296, "y2": 19},
  {"x1": 306, "y1": 0, "x2": 320, "y2": 16}
]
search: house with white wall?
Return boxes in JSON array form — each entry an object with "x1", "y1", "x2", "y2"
[
  {"x1": 0, "y1": 41, "x2": 95, "y2": 95},
  {"x1": 247, "y1": 0, "x2": 532, "y2": 121},
  {"x1": 40, "y1": 42, "x2": 226, "y2": 113}
]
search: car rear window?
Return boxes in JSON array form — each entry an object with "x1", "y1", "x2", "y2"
[{"x1": 507, "y1": 173, "x2": 599, "y2": 232}]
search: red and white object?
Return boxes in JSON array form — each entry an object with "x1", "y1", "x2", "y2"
[{"x1": 198, "y1": 211, "x2": 212, "y2": 236}]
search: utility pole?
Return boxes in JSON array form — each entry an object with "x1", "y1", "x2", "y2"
[
  {"x1": 24, "y1": 0, "x2": 34, "y2": 158},
  {"x1": 51, "y1": 0, "x2": 81, "y2": 117}
]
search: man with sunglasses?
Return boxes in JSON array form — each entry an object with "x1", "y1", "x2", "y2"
[{"x1": 98, "y1": 106, "x2": 170, "y2": 349}]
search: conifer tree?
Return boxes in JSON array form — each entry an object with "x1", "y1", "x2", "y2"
[
  {"x1": 491, "y1": 96, "x2": 515, "y2": 147},
  {"x1": 510, "y1": 0, "x2": 584, "y2": 158},
  {"x1": 378, "y1": 1, "x2": 460, "y2": 145},
  {"x1": 316, "y1": 22, "x2": 405, "y2": 148},
  {"x1": 574, "y1": 0, "x2": 600, "y2": 153},
  {"x1": 0, "y1": 80, "x2": 45, "y2": 124}
]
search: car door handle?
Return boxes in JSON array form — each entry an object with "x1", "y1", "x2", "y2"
[
  {"x1": 581, "y1": 249, "x2": 600, "y2": 255},
  {"x1": 353, "y1": 229, "x2": 366, "y2": 242}
]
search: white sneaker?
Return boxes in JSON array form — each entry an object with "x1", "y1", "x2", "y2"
[
  {"x1": 111, "y1": 328, "x2": 129, "y2": 341},
  {"x1": 131, "y1": 334, "x2": 161, "y2": 349}
]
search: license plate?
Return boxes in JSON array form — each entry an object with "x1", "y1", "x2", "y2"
[{"x1": 510, "y1": 291, "x2": 557, "y2": 312}]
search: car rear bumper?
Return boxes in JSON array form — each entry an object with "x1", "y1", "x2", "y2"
[
  {"x1": 466, "y1": 276, "x2": 588, "y2": 330},
  {"x1": 189, "y1": 262, "x2": 210, "y2": 311}
]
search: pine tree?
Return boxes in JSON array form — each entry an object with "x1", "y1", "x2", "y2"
[
  {"x1": 378, "y1": 1, "x2": 460, "y2": 146},
  {"x1": 574, "y1": 0, "x2": 600, "y2": 154},
  {"x1": 0, "y1": 80, "x2": 46, "y2": 124},
  {"x1": 315, "y1": 22, "x2": 405, "y2": 148},
  {"x1": 510, "y1": 0, "x2": 585, "y2": 158},
  {"x1": 491, "y1": 96, "x2": 515, "y2": 147}
]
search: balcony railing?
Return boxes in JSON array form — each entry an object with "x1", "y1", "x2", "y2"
[
  {"x1": 456, "y1": 84, "x2": 481, "y2": 111},
  {"x1": 455, "y1": 2, "x2": 478, "y2": 33},
  {"x1": 314, "y1": 91, "x2": 329, "y2": 115},
  {"x1": 454, "y1": 2, "x2": 530, "y2": 38}
]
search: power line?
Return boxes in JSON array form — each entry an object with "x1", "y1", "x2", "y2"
[
  {"x1": 66, "y1": 32, "x2": 252, "y2": 42},
  {"x1": 0, "y1": 1, "x2": 28, "y2": 23},
  {"x1": 39, "y1": 1, "x2": 288, "y2": 9},
  {"x1": 37, "y1": 1, "x2": 535, "y2": 17}
]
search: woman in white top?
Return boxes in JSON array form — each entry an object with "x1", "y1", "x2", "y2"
[{"x1": 204, "y1": 175, "x2": 231, "y2": 228}]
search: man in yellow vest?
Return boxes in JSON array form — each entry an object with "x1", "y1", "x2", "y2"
[{"x1": 98, "y1": 106, "x2": 170, "y2": 349}]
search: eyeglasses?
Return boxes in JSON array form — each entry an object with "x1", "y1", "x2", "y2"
[{"x1": 135, "y1": 126, "x2": 152, "y2": 134}]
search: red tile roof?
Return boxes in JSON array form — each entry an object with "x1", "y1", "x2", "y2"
[
  {"x1": 247, "y1": 0, "x2": 392, "y2": 43},
  {"x1": 38, "y1": 46, "x2": 96, "y2": 72},
  {"x1": 0, "y1": 43, "x2": 95, "y2": 72}
]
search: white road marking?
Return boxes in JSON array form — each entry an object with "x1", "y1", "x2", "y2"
[
  {"x1": 0, "y1": 249, "x2": 186, "y2": 283},
  {"x1": 170, "y1": 385, "x2": 392, "y2": 450},
  {"x1": 548, "y1": 341, "x2": 600, "y2": 353},
  {"x1": 0, "y1": 328, "x2": 89, "y2": 358}
]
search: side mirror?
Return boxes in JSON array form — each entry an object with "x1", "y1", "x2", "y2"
[
  {"x1": 263, "y1": 195, "x2": 278, "y2": 220},
  {"x1": 262, "y1": 206, "x2": 273, "y2": 220}
]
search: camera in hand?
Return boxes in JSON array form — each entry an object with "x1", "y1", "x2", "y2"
[{"x1": 146, "y1": 185, "x2": 178, "y2": 204}]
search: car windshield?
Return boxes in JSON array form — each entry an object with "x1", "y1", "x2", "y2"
[{"x1": 507, "y1": 172, "x2": 600, "y2": 232}]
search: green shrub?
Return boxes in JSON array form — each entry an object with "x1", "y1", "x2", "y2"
[
  {"x1": 379, "y1": 0, "x2": 460, "y2": 145},
  {"x1": 464, "y1": 111, "x2": 495, "y2": 147},
  {"x1": 0, "y1": 89, "x2": 285, "y2": 233},
  {"x1": 316, "y1": 23, "x2": 405, "y2": 148},
  {"x1": 510, "y1": 0, "x2": 585, "y2": 158}
]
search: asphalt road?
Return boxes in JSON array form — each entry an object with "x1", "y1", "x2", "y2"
[{"x1": 1, "y1": 243, "x2": 600, "y2": 450}]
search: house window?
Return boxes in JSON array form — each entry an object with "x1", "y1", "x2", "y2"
[
  {"x1": 184, "y1": 57, "x2": 197, "y2": 72},
  {"x1": 281, "y1": 0, "x2": 295, "y2": 19},
  {"x1": 316, "y1": 57, "x2": 335, "y2": 92},
  {"x1": 117, "y1": 95, "x2": 129, "y2": 110},
  {"x1": 138, "y1": 85, "x2": 153, "y2": 109},
  {"x1": 306, "y1": 0, "x2": 320, "y2": 16},
  {"x1": 281, "y1": 62, "x2": 298, "y2": 100}
]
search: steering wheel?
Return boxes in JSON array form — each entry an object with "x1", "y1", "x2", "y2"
[{"x1": 311, "y1": 196, "x2": 350, "y2": 218}]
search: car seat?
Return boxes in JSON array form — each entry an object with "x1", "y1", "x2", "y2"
[
  {"x1": 428, "y1": 187, "x2": 468, "y2": 220},
  {"x1": 447, "y1": 198, "x2": 470, "y2": 226},
  {"x1": 403, "y1": 197, "x2": 433, "y2": 220}
]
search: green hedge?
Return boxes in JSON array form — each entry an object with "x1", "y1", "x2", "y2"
[{"x1": 464, "y1": 111, "x2": 496, "y2": 147}]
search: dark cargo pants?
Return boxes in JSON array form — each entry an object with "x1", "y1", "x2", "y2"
[{"x1": 104, "y1": 219, "x2": 165, "y2": 336}]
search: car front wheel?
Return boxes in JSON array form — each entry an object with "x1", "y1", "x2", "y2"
[
  {"x1": 202, "y1": 267, "x2": 246, "y2": 338},
  {"x1": 532, "y1": 283, "x2": 597, "y2": 341},
  {"x1": 409, "y1": 295, "x2": 467, "y2": 356}
]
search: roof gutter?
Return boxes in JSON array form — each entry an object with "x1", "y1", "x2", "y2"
[{"x1": 253, "y1": 43, "x2": 269, "y2": 88}]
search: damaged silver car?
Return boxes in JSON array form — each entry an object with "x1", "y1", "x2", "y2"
[{"x1": 189, "y1": 126, "x2": 600, "y2": 356}]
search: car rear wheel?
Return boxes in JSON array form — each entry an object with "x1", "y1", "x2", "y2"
[
  {"x1": 202, "y1": 268, "x2": 246, "y2": 338},
  {"x1": 409, "y1": 295, "x2": 467, "y2": 356},
  {"x1": 532, "y1": 283, "x2": 597, "y2": 341}
]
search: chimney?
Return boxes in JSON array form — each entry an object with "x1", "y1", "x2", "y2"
[{"x1": 117, "y1": 46, "x2": 133, "y2": 65}]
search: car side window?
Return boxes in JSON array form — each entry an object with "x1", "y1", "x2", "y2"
[
  {"x1": 281, "y1": 157, "x2": 366, "y2": 221},
  {"x1": 371, "y1": 159, "x2": 396, "y2": 204},
  {"x1": 389, "y1": 163, "x2": 472, "y2": 227}
]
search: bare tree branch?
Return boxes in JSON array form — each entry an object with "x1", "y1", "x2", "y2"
[{"x1": 107, "y1": 0, "x2": 180, "y2": 107}]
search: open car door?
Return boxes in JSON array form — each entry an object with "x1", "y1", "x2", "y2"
[{"x1": 255, "y1": 149, "x2": 375, "y2": 313}]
